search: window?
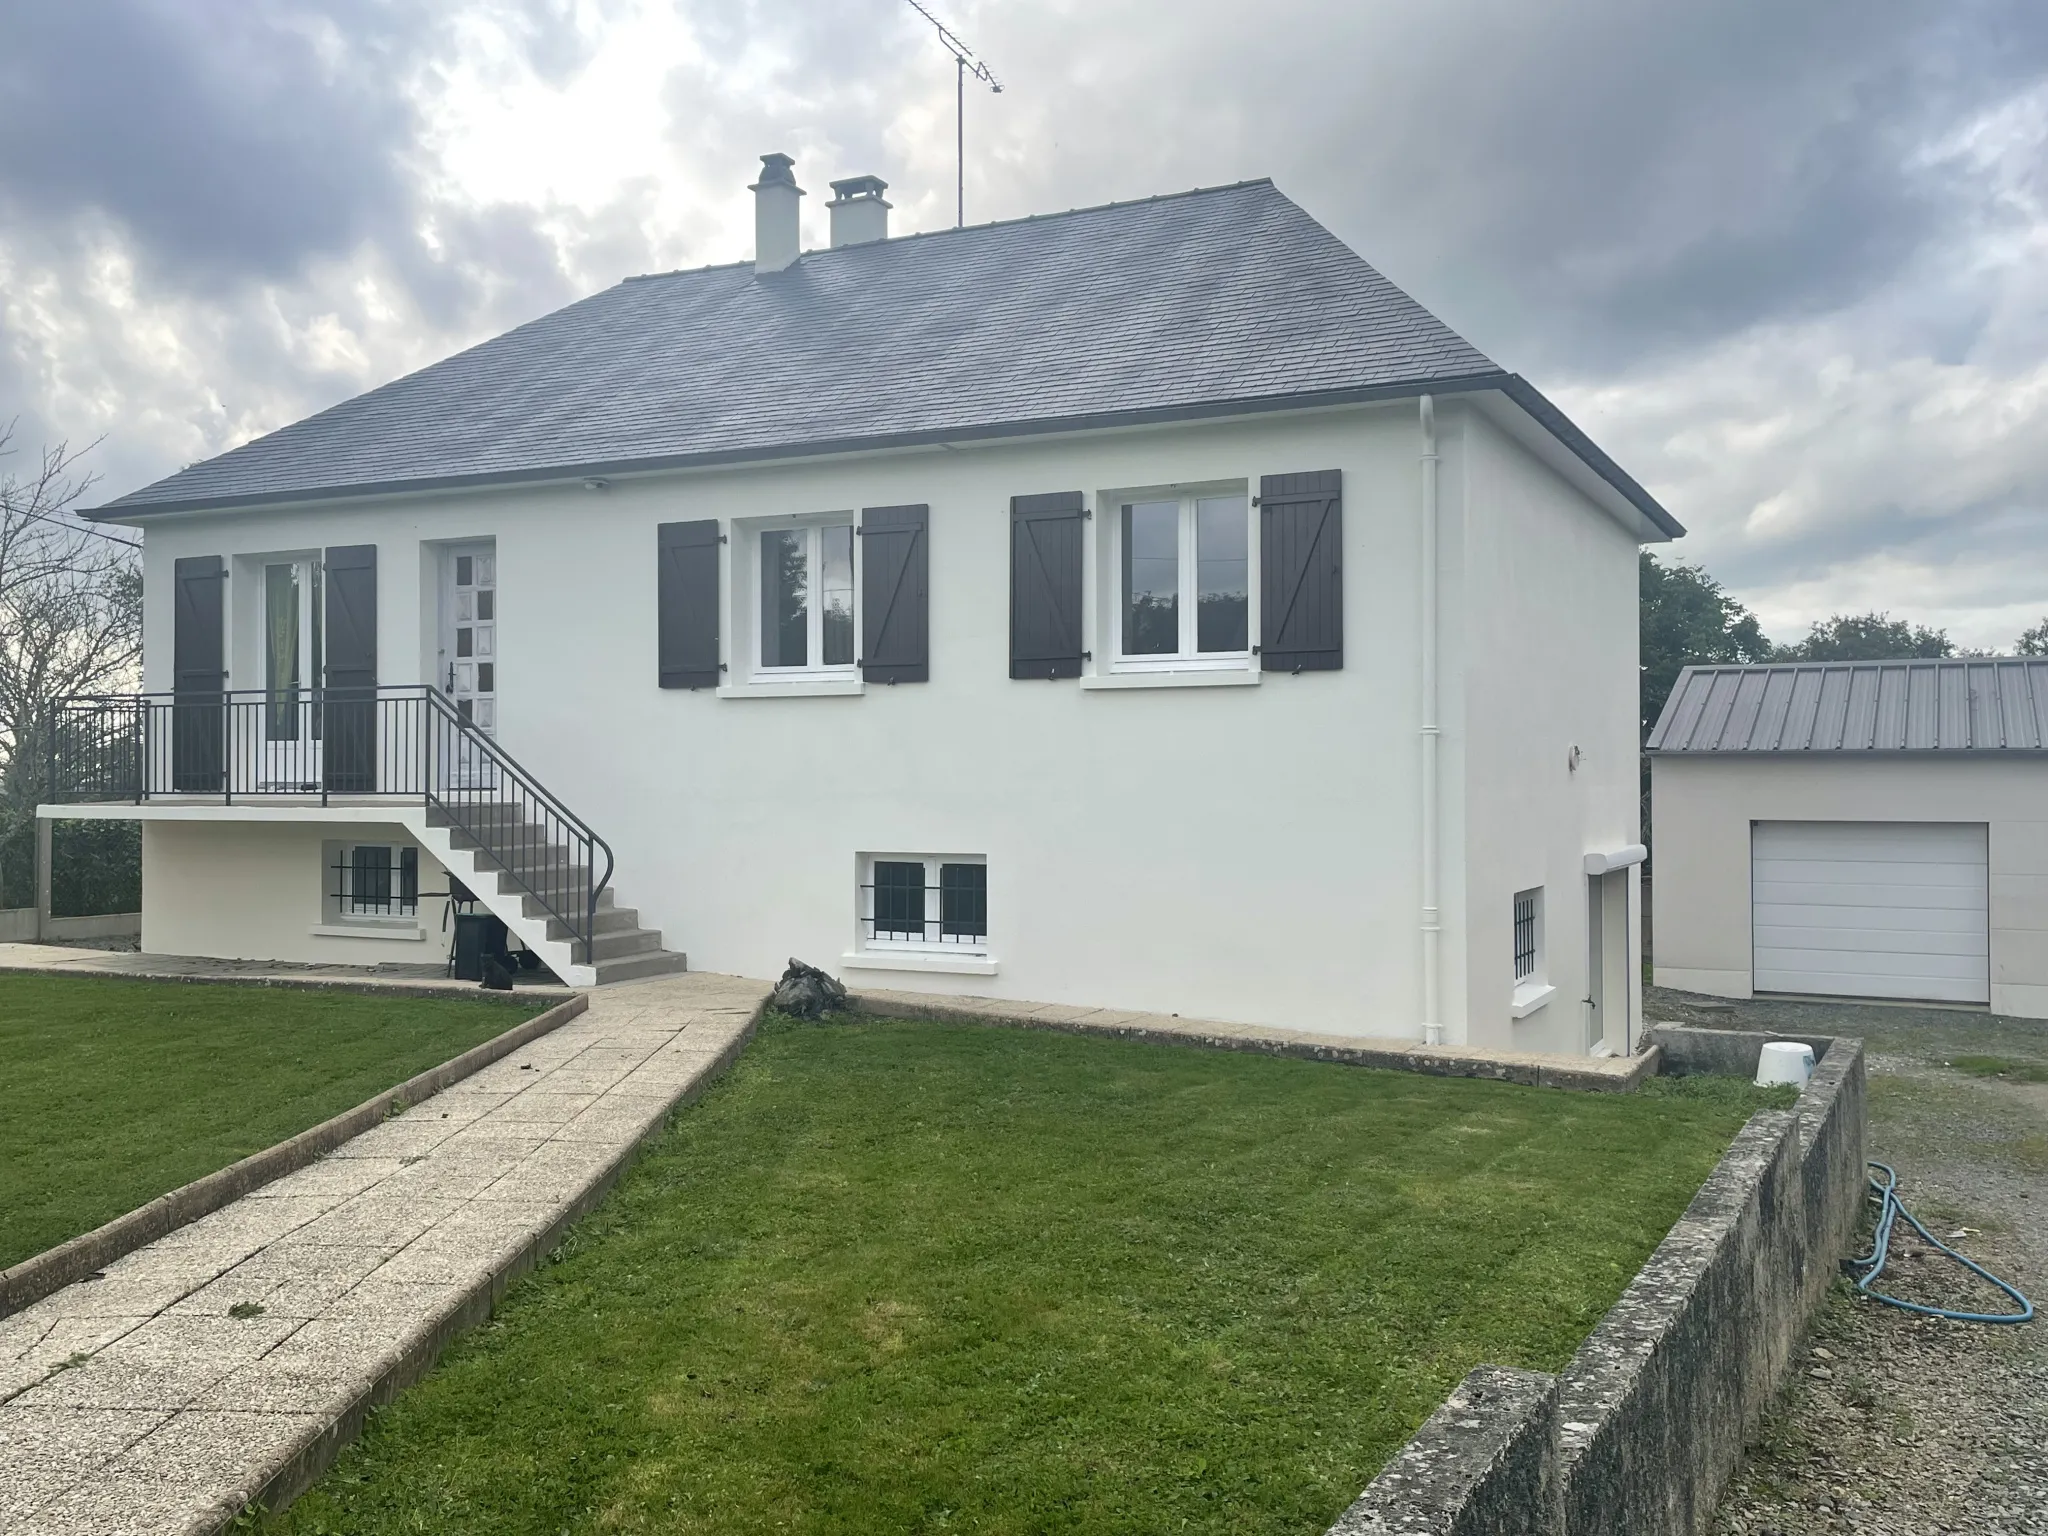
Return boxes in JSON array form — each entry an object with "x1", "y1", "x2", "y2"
[
  {"x1": 759, "y1": 522, "x2": 855, "y2": 673},
  {"x1": 860, "y1": 856, "x2": 987, "y2": 949},
  {"x1": 261, "y1": 558, "x2": 322, "y2": 744},
  {"x1": 1513, "y1": 889, "x2": 1539, "y2": 982},
  {"x1": 334, "y1": 845, "x2": 420, "y2": 920},
  {"x1": 1115, "y1": 491, "x2": 1250, "y2": 667},
  {"x1": 1510, "y1": 886, "x2": 1553, "y2": 1019}
]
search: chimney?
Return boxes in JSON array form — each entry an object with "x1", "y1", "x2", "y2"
[
  {"x1": 750, "y1": 153, "x2": 803, "y2": 273},
  {"x1": 826, "y1": 175, "x2": 891, "y2": 247}
]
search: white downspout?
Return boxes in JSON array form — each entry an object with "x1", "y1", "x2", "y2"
[{"x1": 1419, "y1": 394, "x2": 1443, "y2": 1046}]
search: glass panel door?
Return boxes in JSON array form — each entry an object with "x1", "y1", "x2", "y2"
[
  {"x1": 261, "y1": 559, "x2": 322, "y2": 790},
  {"x1": 440, "y1": 543, "x2": 500, "y2": 788}
]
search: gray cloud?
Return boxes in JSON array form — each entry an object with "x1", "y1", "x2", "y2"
[
  {"x1": 0, "y1": 1, "x2": 433, "y2": 287},
  {"x1": 1, "y1": 0, "x2": 2046, "y2": 644}
]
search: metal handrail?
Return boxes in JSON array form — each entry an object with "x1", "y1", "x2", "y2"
[
  {"x1": 45, "y1": 686, "x2": 615, "y2": 965},
  {"x1": 418, "y1": 687, "x2": 615, "y2": 961}
]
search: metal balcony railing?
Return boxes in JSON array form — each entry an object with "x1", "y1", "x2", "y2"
[{"x1": 45, "y1": 686, "x2": 614, "y2": 963}]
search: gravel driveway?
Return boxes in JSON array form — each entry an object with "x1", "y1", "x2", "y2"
[{"x1": 1653, "y1": 989, "x2": 2046, "y2": 1536}]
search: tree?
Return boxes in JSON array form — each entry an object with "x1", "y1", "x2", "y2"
[
  {"x1": 0, "y1": 427, "x2": 142, "y2": 909},
  {"x1": 1639, "y1": 552, "x2": 1772, "y2": 739},
  {"x1": 1774, "y1": 612, "x2": 1953, "y2": 662},
  {"x1": 2017, "y1": 618, "x2": 2048, "y2": 656}
]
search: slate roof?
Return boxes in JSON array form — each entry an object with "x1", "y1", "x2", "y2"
[
  {"x1": 95, "y1": 178, "x2": 1675, "y2": 532},
  {"x1": 1648, "y1": 660, "x2": 2048, "y2": 755}
]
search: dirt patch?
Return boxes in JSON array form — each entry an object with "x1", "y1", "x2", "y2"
[{"x1": 1652, "y1": 990, "x2": 2047, "y2": 1536}]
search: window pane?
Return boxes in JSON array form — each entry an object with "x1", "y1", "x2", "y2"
[
  {"x1": 456, "y1": 627, "x2": 473, "y2": 658},
  {"x1": 477, "y1": 589, "x2": 495, "y2": 621},
  {"x1": 264, "y1": 564, "x2": 300, "y2": 741},
  {"x1": 1514, "y1": 891, "x2": 1537, "y2": 981},
  {"x1": 1196, "y1": 495, "x2": 1249, "y2": 653},
  {"x1": 760, "y1": 529, "x2": 808, "y2": 667},
  {"x1": 477, "y1": 663, "x2": 494, "y2": 693},
  {"x1": 455, "y1": 555, "x2": 472, "y2": 586},
  {"x1": 940, "y1": 863, "x2": 987, "y2": 943},
  {"x1": 309, "y1": 562, "x2": 323, "y2": 741},
  {"x1": 1122, "y1": 501, "x2": 1179, "y2": 656},
  {"x1": 351, "y1": 846, "x2": 392, "y2": 910},
  {"x1": 872, "y1": 861, "x2": 926, "y2": 940},
  {"x1": 820, "y1": 524, "x2": 854, "y2": 667},
  {"x1": 399, "y1": 847, "x2": 420, "y2": 910}
]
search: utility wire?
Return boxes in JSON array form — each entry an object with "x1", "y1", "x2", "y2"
[{"x1": 1, "y1": 503, "x2": 141, "y2": 550}]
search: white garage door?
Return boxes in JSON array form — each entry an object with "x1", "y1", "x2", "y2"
[{"x1": 1752, "y1": 821, "x2": 1989, "y2": 1004}]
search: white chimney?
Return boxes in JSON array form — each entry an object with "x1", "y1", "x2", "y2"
[
  {"x1": 750, "y1": 153, "x2": 803, "y2": 273},
  {"x1": 826, "y1": 175, "x2": 891, "y2": 247}
]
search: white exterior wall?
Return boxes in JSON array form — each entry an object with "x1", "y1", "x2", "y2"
[
  {"x1": 142, "y1": 820, "x2": 453, "y2": 968},
  {"x1": 130, "y1": 399, "x2": 1645, "y2": 1042},
  {"x1": 1651, "y1": 754, "x2": 2048, "y2": 1019},
  {"x1": 1454, "y1": 410, "x2": 1645, "y2": 1052}
]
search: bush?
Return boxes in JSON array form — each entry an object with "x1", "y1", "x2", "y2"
[{"x1": 0, "y1": 818, "x2": 140, "y2": 915}]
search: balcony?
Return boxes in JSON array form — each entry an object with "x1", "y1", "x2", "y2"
[{"x1": 44, "y1": 687, "x2": 615, "y2": 969}]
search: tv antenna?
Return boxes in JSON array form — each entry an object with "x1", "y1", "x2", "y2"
[{"x1": 903, "y1": 0, "x2": 1002, "y2": 226}]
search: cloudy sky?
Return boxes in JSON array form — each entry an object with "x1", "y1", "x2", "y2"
[{"x1": 4, "y1": 0, "x2": 2047, "y2": 648}]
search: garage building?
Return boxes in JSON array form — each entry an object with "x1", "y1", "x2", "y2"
[{"x1": 1648, "y1": 658, "x2": 2048, "y2": 1018}]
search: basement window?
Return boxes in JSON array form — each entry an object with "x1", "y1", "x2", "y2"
[
  {"x1": 333, "y1": 844, "x2": 420, "y2": 920},
  {"x1": 1510, "y1": 886, "x2": 1554, "y2": 1019},
  {"x1": 859, "y1": 856, "x2": 987, "y2": 950}
]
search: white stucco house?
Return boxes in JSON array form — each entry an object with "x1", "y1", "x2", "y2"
[
  {"x1": 44, "y1": 158, "x2": 1681, "y2": 1054},
  {"x1": 1649, "y1": 658, "x2": 2048, "y2": 1018}
]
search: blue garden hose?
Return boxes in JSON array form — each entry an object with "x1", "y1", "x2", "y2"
[{"x1": 1850, "y1": 1162, "x2": 2034, "y2": 1325}]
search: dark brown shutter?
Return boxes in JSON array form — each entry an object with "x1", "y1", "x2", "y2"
[
  {"x1": 657, "y1": 519, "x2": 721, "y2": 688},
  {"x1": 322, "y1": 544, "x2": 378, "y2": 792},
  {"x1": 171, "y1": 556, "x2": 226, "y2": 793},
  {"x1": 860, "y1": 505, "x2": 928, "y2": 684},
  {"x1": 1260, "y1": 470, "x2": 1342, "y2": 672},
  {"x1": 1010, "y1": 492, "x2": 1085, "y2": 679}
]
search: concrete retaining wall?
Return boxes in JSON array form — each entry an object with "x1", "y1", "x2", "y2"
[
  {"x1": 1324, "y1": 1028, "x2": 1866, "y2": 1536},
  {"x1": 0, "y1": 908, "x2": 141, "y2": 942}
]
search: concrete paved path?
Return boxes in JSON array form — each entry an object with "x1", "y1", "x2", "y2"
[{"x1": 0, "y1": 971, "x2": 768, "y2": 1535}]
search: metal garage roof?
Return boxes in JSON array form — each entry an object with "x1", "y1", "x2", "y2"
[{"x1": 1647, "y1": 659, "x2": 2048, "y2": 754}]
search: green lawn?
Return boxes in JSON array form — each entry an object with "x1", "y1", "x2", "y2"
[
  {"x1": 264, "y1": 1013, "x2": 1766, "y2": 1536},
  {"x1": 0, "y1": 975, "x2": 543, "y2": 1270}
]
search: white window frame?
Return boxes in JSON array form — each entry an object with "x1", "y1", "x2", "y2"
[
  {"x1": 1510, "y1": 885, "x2": 1555, "y2": 1019},
  {"x1": 851, "y1": 860, "x2": 987, "y2": 958},
  {"x1": 316, "y1": 839, "x2": 426, "y2": 938},
  {"x1": 1102, "y1": 482, "x2": 1255, "y2": 676},
  {"x1": 742, "y1": 514, "x2": 859, "y2": 685}
]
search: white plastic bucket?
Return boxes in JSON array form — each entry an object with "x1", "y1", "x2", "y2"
[{"x1": 1756, "y1": 1040, "x2": 1816, "y2": 1088}]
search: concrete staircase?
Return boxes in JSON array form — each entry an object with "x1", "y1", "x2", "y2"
[{"x1": 401, "y1": 806, "x2": 685, "y2": 988}]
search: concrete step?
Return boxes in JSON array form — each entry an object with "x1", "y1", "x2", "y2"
[
  {"x1": 515, "y1": 886, "x2": 615, "y2": 920},
  {"x1": 588, "y1": 926, "x2": 666, "y2": 961},
  {"x1": 591, "y1": 948, "x2": 689, "y2": 985},
  {"x1": 545, "y1": 905, "x2": 639, "y2": 941},
  {"x1": 491, "y1": 870, "x2": 597, "y2": 905}
]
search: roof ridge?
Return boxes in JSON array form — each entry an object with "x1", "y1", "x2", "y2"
[
  {"x1": 620, "y1": 177, "x2": 1280, "y2": 285},
  {"x1": 1686, "y1": 657, "x2": 2042, "y2": 670}
]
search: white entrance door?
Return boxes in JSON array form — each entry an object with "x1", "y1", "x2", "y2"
[
  {"x1": 1751, "y1": 821, "x2": 1989, "y2": 1003},
  {"x1": 1585, "y1": 869, "x2": 1630, "y2": 1054},
  {"x1": 438, "y1": 543, "x2": 499, "y2": 786},
  {"x1": 260, "y1": 557, "x2": 321, "y2": 789}
]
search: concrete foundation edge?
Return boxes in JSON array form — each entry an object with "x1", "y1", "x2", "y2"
[
  {"x1": 846, "y1": 992, "x2": 1661, "y2": 1093},
  {"x1": 0, "y1": 909, "x2": 142, "y2": 942},
  {"x1": 0, "y1": 993, "x2": 589, "y2": 1319},
  {"x1": 1322, "y1": 1025, "x2": 1867, "y2": 1536}
]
